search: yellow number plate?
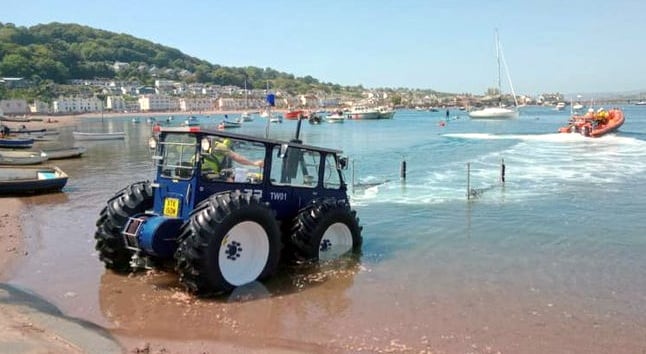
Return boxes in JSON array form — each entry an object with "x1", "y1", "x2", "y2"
[{"x1": 163, "y1": 198, "x2": 180, "y2": 217}]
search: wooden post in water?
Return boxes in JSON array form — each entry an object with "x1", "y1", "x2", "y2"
[
  {"x1": 400, "y1": 158, "x2": 407, "y2": 181},
  {"x1": 501, "y1": 158, "x2": 506, "y2": 183},
  {"x1": 467, "y1": 162, "x2": 471, "y2": 199}
]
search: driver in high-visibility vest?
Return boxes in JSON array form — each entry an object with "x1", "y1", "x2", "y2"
[{"x1": 202, "y1": 138, "x2": 263, "y2": 175}]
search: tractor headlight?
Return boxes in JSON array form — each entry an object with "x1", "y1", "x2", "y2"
[
  {"x1": 201, "y1": 137, "x2": 211, "y2": 153},
  {"x1": 148, "y1": 136, "x2": 157, "y2": 150}
]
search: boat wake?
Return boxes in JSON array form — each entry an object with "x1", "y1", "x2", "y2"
[{"x1": 351, "y1": 133, "x2": 646, "y2": 206}]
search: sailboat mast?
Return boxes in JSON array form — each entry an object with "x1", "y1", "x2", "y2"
[{"x1": 496, "y1": 29, "x2": 502, "y2": 105}]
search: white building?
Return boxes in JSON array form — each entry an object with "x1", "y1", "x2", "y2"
[
  {"x1": 29, "y1": 100, "x2": 51, "y2": 114},
  {"x1": 138, "y1": 94, "x2": 179, "y2": 112},
  {"x1": 53, "y1": 96, "x2": 103, "y2": 113},
  {"x1": 107, "y1": 96, "x2": 127, "y2": 111},
  {"x1": 217, "y1": 97, "x2": 242, "y2": 111},
  {"x1": 0, "y1": 99, "x2": 28, "y2": 115},
  {"x1": 154, "y1": 79, "x2": 177, "y2": 93},
  {"x1": 179, "y1": 97, "x2": 215, "y2": 112}
]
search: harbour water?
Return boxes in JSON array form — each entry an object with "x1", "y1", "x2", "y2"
[{"x1": 7, "y1": 106, "x2": 646, "y2": 352}]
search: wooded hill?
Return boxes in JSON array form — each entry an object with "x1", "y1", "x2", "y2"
[{"x1": 0, "y1": 22, "x2": 358, "y2": 95}]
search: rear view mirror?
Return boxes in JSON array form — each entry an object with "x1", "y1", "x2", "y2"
[
  {"x1": 338, "y1": 156, "x2": 348, "y2": 170},
  {"x1": 278, "y1": 143, "x2": 289, "y2": 158}
]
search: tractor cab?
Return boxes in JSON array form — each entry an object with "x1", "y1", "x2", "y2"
[{"x1": 148, "y1": 126, "x2": 350, "y2": 221}]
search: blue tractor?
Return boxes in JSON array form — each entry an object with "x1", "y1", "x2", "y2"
[{"x1": 94, "y1": 124, "x2": 362, "y2": 295}]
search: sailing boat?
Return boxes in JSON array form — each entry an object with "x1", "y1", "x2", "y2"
[{"x1": 469, "y1": 30, "x2": 519, "y2": 119}]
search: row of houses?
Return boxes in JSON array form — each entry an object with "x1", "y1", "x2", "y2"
[{"x1": 0, "y1": 93, "x2": 343, "y2": 116}]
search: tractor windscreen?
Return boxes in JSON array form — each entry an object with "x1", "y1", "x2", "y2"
[{"x1": 159, "y1": 133, "x2": 198, "y2": 179}]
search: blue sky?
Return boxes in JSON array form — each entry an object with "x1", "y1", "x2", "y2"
[{"x1": 2, "y1": 0, "x2": 645, "y2": 96}]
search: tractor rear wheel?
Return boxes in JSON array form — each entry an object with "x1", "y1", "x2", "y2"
[
  {"x1": 94, "y1": 181, "x2": 154, "y2": 273},
  {"x1": 175, "y1": 191, "x2": 281, "y2": 295},
  {"x1": 290, "y1": 198, "x2": 362, "y2": 262}
]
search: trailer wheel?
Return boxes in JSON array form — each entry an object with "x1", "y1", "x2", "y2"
[
  {"x1": 94, "y1": 181, "x2": 153, "y2": 273},
  {"x1": 291, "y1": 199, "x2": 362, "y2": 262},
  {"x1": 175, "y1": 191, "x2": 281, "y2": 295}
]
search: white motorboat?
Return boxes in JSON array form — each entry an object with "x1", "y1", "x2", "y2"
[
  {"x1": 377, "y1": 106, "x2": 396, "y2": 119},
  {"x1": 325, "y1": 112, "x2": 345, "y2": 123},
  {"x1": 346, "y1": 106, "x2": 380, "y2": 120}
]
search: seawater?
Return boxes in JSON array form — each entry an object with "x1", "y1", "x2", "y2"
[{"x1": 8, "y1": 106, "x2": 646, "y2": 352}]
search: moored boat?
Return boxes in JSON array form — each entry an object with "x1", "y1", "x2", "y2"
[
  {"x1": 0, "y1": 165, "x2": 69, "y2": 195},
  {"x1": 325, "y1": 111, "x2": 345, "y2": 123},
  {"x1": 468, "y1": 30, "x2": 519, "y2": 120},
  {"x1": 346, "y1": 106, "x2": 381, "y2": 120},
  {"x1": 284, "y1": 109, "x2": 307, "y2": 120},
  {"x1": 0, "y1": 150, "x2": 48, "y2": 165},
  {"x1": 558, "y1": 108, "x2": 625, "y2": 137},
  {"x1": 0, "y1": 136, "x2": 34, "y2": 148},
  {"x1": 72, "y1": 131, "x2": 126, "y2": 140},
  {"x1": 377, "y1": 106, "x2": 396, "y2": 119},
  {"x1": 42, "y1": 146, "x2": 87, "y2": 160},
  {"x1": 468, "y1": 106, "x2": 519, "y2": 119},
  {"x1": 217, "y1": 120, "x2": 242, "y2": 129}
]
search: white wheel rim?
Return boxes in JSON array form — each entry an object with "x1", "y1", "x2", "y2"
[
  {"x1": 319, "y1": 222, "x2": 353, "y2": 261},
  {"x1": 219, "y1": 221, "x2": 269, "y2": 286}
]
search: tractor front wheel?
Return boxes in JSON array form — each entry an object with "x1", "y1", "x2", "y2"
[
  {"x1": 175, "y1": 191, "x2": 281, "y2": 295},
  {"x1": 94, "y1": 181, "x2": 154, "y2": 273}
]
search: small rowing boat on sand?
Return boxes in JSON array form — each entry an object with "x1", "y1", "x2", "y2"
[
  {"x1": 72, "y1": 131, "x2": 125, "y2": 140},
  {"x1": 0, "y1": 165, "x2": 69, "y2": 195},
  {"x1": 0, "y1": 150, "x2": 48, "y2": 165},
  {"x1": 0, "y1": 136, "x2": 34, "y2": 148},
  {"x1": 42, "y1": 146, "x2": 86, "y2": 160}
]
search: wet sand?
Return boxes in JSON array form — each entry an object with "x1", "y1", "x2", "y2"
[
  {"x1": 0, "y1": 199, "x2": 25, "y2": 281},
  {"x1": 0, "y1": 110, "x2": 303, "y2": 353}
]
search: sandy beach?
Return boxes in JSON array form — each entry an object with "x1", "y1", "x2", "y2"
[{"x1": 0, "y1": 199, "x2": 25, "y2": 281}]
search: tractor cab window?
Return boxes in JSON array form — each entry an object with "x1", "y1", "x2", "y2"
[
  {"x1": 323, "y1": 154, "x2": 342, "y2": 189},
  {"x1": 160, "y1": 133, "x2": 197, "y2": 179},
  {"x1": 200, "y1": 137, "x2": 265, "y2": 184},
  {"x1": 271, "y1": 146, "x2": 320, "y2": 188}
]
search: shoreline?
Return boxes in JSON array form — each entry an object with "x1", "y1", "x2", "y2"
[
  {"x1": 2, "y1": 108, "x2": 290, "y2": 132},
  {"x1": 0, "y1": 198, "x2": 25, "y2": 282}
]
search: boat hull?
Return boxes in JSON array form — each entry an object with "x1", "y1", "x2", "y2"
[
  {"x1": 0, "y1": 165, "x2": 68, "y2": 194},
  {"x1": 378, "y1": 110, "x2": 396, "y2": 119},
  {"x1": 468, "y1": 107, "x2": 518, "y2": 119},
  {"x1": 0, "y1": 137, "x2": 34, "y2": 148},
  {"x1": 0, "y1": 150, "x2": 48, "y2": 165},
  {"x1": 217, "y1": 120, "x2": 242, "y2": 129},
  {"x1": 284, "y1": 110, "x2": 307, "y2": 120},
  {"x1": 43, "y1": 146, "x2": 87, "y2": 160},
  {"x1": 347, "y1": 111, "x2": 381, "y2": 120},
  {"x1": 325, "y1": 114, "x2": 345, "y2": 123},
  {"x1": 72, "y1": 132, "x2": 125, "y2": 140}
]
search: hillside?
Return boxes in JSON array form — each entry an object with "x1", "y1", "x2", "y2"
[{"x1": 0, "y1": 22, "x2": 355, "y2": 95}]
